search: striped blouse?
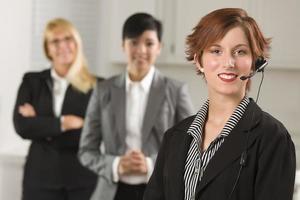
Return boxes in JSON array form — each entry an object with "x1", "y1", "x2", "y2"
[{"x1": 184, "y1": 97, "x2": 249, "y2": 200}]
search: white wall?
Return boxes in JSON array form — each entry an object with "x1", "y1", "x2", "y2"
[
  {"x1": 0, "y1": 2, "x2": 32, "y2": 149},
  {"x1": 0, "y1": 0, "x2": 32, "y2": 153},
  {"x1": 0, "y1": 0, "x2": 32, "y2": 199}
]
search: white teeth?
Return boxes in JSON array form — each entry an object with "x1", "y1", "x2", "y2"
[{"x1": 219, "y1": 74, "x2": 236, "y2": 79}]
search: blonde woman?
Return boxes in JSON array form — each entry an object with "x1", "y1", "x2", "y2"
[{"x1": 13, "y1": 18, "x2": 100, "y2": 200}]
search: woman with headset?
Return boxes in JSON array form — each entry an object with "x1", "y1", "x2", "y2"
[{"x1": 143, "y1": 8, "x2": 295, "y2": 200}]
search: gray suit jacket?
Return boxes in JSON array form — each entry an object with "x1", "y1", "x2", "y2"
[{"x1": 78, "y1": 70, "x2": 193, "y2": 200}]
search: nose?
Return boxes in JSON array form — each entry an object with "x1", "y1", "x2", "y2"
[
  {"x1": 223, "y1": 54, "x2": 235, "y2": 68},
  {"x1": 137, "y1": 44, "x2": 146, "y2": 54},
  {"x1": 57, "y1": 39, "x2": 70, "y2": 48}
]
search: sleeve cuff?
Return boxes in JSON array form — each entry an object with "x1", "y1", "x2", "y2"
[
  {"x1": 60, "y1": 116, "x2": 65, "y2": 132},
  {"x1": 112, "y1": 156, "x2": 121, "y2": 183},
  {"x1": 146, "y1": 157, "x2": 154, "y2": 182}
]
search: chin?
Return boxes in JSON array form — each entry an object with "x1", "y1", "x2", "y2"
[
  {"x1": 216, "y1": 88, "x2": 243, "y2": 97},
  {"x1": 135, "y1": 63, "x2": 150, "y2": 71},
  {"x1": 59, "y1": 58, "x2": 74, "y2": 65}
]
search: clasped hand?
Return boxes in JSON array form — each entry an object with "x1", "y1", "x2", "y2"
[{"x1": 118, "y1": 150, "x2": 148, "y2": 175}]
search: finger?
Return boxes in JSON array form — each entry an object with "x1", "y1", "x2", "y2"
[
  {"x1": 130, "y1": 153, "x2": 145, "y2": 161},
  {"x1": 19, "y1": 106, "x2": 31, "y2": 115},
  {"x1": 18, "y1": 106, "x2": 25, "y2": 114},
  {"x1": 24, "y1": 103, "x2": 33, "y2": 110},
  {"x1": 129, "y1": 157, "x2": 146, "y2": 167},
  {"x1": 130, "y1": 149, "x2": 143, "y2": 155},
  {"x1": 131, "y1": 164, "x2": 147, "y2": 174}
]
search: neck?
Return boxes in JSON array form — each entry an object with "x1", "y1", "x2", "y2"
[
  {"x1": 207, "y1": 93, "x2": 244, "y2": 126},
  {"x1": 53, "y1": 64, "x2": 70, "y2": 77},
  {"x1": 127, "y1": 66, "x2": 150, "y2": 82}
]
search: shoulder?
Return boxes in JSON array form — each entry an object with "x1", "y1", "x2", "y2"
[
  {"x1": 259, "y1": 111, "x2": 290, "y2": 139},
  {"x1": 158, "y1": 72, "x2": 185, "y2": 89},
  {"x1": 165, "y1": 115, "x2": 196, "y2": 137},
  {"x1": 23, "y1": 69, "x2": 49, "y2": 80},
  {"x1": 252, "y1": 108, "x2": 295, "y2": 168},
  {"x1": 92, "y1": 74, "x2": 123, "y2": 101},
  {"x1": 154, "y1": 71, "x2": 187, "y2": 96},
  {"x1": 21, "y1": 69, "x2": 50, "y2": 86},
  {"x1": 95, "y1": 74, "x2": 122, "y2": 89},
  {"x1": 246, "y1": 100, "x2": 290, "y2": 141},
  {"x1": 251, "y1": 107, "x2": 293, "y2": 153},
  {"x1": 158, "y1": 115, "x2": 195, "y2": 152}
]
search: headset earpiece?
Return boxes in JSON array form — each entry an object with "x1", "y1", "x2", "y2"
[{"x1": 254, "y1": 57, "x2": 268, "y2": 72}]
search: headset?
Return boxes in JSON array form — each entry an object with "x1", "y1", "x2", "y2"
[
  {"x1": 240, "y1": 57, "x2": 268, "y2": 80},
  {"x1": 227, "y1": 56, "x2": 268, "y2": 200}
]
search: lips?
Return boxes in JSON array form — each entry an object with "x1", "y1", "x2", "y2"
[
  {"x1": 135, "y1": 56, "x2": 147, "y2": 61},
  {"x1": 218, "y1": 73, "x2": 238, "y2": 82}
]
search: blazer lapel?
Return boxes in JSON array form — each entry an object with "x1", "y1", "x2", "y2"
[
  {"x1": 41, "y1": 69, "x2": 55, "y2": 116},
  {"x1": 41, "y1": 69, "x2": 53, "y2": 92},
  {"x1": 141, "y1": 70, "x2": 166, "y2": 144},
  {"x1": 195, "y1": 100, "x2": 262, "y2": 194},
  {"x1": 168, "y1": 124, "x2": 194, "y2": 200},
  {"x1": 111, "y1": 74, "x2": 126, "y2": 149}
]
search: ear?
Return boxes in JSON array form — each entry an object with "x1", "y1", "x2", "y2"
[{"x1": 194, "y1": 54, "x2": 204, "y2": 73}]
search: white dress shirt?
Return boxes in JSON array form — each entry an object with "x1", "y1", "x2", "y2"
[
  {"x1": 50, "y1": 68, "x2": 69, "y2": 117},
  {"x1": 112, "y1": 66, "x2": 155, "y2": 184}
]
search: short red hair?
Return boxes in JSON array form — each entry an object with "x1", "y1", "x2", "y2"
[{"x1": 186, "y1": 8, "x2": 271, "y2": 74}]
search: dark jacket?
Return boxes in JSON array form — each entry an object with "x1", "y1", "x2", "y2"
[
  {"x1": 13, "y1": 69, "x2": 101, "y2": 189},
  {"x1": 144, "y1": 99, "x2": 296, "y2": 200}
]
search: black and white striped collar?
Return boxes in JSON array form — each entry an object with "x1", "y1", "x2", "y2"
[{"x1": 187, "y1": 97, "x2": 250, "y2": 140}]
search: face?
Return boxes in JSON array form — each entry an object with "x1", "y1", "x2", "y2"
[
  {"x1": 46, "y1": 29, "x2": 77, "y2": 72},
  {"x1": 123, "y1": 30, "x2": 161, "y2": 74},
  {"x1": 197, "y1": 27, "x2": 252, "y2": 98}
]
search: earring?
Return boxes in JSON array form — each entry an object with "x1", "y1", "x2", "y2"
[{"x1": 199, "y1": 68, "x2": 204, "y2": 73}]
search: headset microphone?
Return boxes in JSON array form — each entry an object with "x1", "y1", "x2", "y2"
[
  {"x1": 240, "y1": 57, "x2": 268, "y2": 80},
  {"x1": 240, "y1": 73, "x2": 255, "y2": 81}
]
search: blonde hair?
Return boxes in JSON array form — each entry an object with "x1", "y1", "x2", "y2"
[{"x1": 44, "y1": 18, "x2": 96, "y2": 93}]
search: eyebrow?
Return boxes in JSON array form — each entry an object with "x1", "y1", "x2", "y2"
[
  {"x1": 209, "y1": 44, "x2": 249, "y2": 48},
  {"x1": 234, "y1": 44, "x2": 250, "y2": 48}
]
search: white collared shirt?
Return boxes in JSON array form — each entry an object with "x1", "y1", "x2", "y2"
[
  {"x1": 112, "y1": 66, "x2": 155, "y2": 184},
  {"x1": 50, "y1": 68, "x2": 69, "y2": 117},
  {"x1": 125, "y1": 66, "x2": 154, "y2": 150}
]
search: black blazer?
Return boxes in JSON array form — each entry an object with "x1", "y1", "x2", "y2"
[
  {"x1": 13, "y1": 69, "x2": 100, "y2": 189},
  {"x1": 144, "y1": 100, "x2": 296, "y2": 200}
]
